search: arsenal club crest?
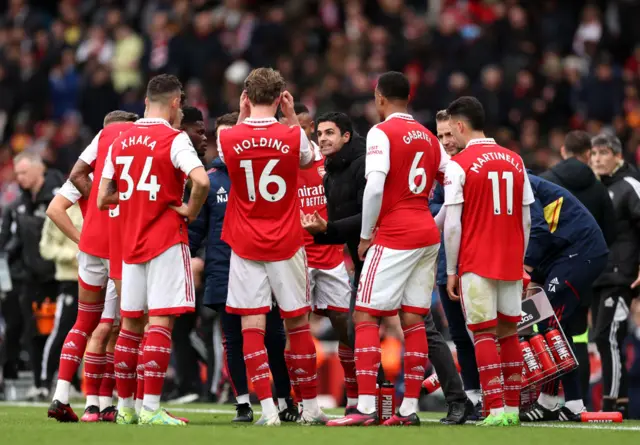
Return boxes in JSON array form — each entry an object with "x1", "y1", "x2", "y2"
[{"x1": 317, "y1": 166, "x2": 326, "y2": 178}]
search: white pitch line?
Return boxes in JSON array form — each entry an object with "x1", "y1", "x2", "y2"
[{"x1": 1, "y1": 402, "x2": 638, "y2": 431}]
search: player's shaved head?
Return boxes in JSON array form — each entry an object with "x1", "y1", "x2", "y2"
[
  {"x1": 103, "y1": 110, "x2": 139, "y2": 127},
  {"x1": 244, "y1": 68, "x2": 286, "y2": 106},
  {"x1": 376, "y1": 71, "x2": 410, "y2": 102},
  {"x1": 146, "y1": 74, "x2": 183, "y2": 104}
]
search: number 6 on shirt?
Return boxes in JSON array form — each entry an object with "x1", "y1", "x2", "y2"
[{"x1": 116, "y1": 156, "x2": 161, "y2": 201}]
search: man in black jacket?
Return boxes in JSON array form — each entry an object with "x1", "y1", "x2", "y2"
[
  {"x1": 541, "y1": 130, "x2": 616, "y2": 245},
  {"x1": 591, "y1": 133, "x2": 640, "y2": 417},
  {"x1": 1, "y1": 152, "x2": 64, "y2": 399}
]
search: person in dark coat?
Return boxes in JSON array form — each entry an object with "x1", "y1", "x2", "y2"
[{"x1": 591, "y1": 133, "x2": 640, "y2": 417}]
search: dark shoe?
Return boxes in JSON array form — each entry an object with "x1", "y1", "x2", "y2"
[
  {"x1": 520, "y1": 402, "x2": 560, "y2": 422},
  {"x1": 47, "y1": 400, "x2": 79, "y2": 422},
  {"x1": 440, "y1": 400, "x2": 468, "y2": 425},
  {"x1": 383, "y1": 412, "x2": 420, "y2": 426},
  {"x1": 232, "y1": 403, "x2": 254, "y2": 423},
  {"x1": 99, "y1": 406, "x2": 118, "y2": 422},
  {"x1": 279, "y1": 397, "x2": 300, "y2": 422},
  {"x1": 616, "y1": 401, "x2": 628, "y2": 419},
  {"x1": 465, "y1": 399, "x2": 484, "y2": 421},
  {"x1": 345, "y1": 405, "x2": 358, "y2": 415},
  {"x1": 557, "y1": 406, "x2": 582, "y2": 422}
]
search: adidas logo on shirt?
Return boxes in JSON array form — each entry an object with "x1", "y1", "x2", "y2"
[
  {"x1": 550, "y1": 277, "x2": 559, "y2": 285},
  {"x1": 217, "y1": 186, "x2": 228, "y2": 203}
]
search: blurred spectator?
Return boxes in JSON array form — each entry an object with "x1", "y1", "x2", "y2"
[
  {"x1": 78, "y1": 66, "x2": 119, "y2": 134},
  {"x1": 111, "y1": 23, "x2": 144, "y2": 94},
  {"x1": 49, "y1": 49, "x2": 80, "y2": 121}
]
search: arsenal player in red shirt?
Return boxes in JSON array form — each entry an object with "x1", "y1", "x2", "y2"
[
  {"x1": 48, "y1": 111, "x2": 138, "y2": 423},
  {"x1": 98, "y1": 74, "x2": 209, "y2": 426},
  {"x1": 217, "y1": 68, "x2": 327, "y2": 426},
  {"x1": 328, "y1": 72, "x2": 448, "y2": 427},
  {"x1": 442, "y1": 96, "x2": 534, "y2": 426}
]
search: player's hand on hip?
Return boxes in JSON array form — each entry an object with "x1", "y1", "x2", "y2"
[
  {"x1": 170, "y1": 203, "x2": 196, "y2": 224},
  {"x1": 358, "y1": 238, "x2": 371, "y2": 261},
  {"x1": 447, "y1": 275, "x2": 460, "y2": 301}
]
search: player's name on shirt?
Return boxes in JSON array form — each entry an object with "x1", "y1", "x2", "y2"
[
  {"x1": 298, "y1": 184, "x2": 326, "y2": 208},
  {"x1": 402, "y1": 129, "x2": 435, "y2": 146},
  {"x1": 230, "y1": 137, "x2": 293, "y2": 155},
  {"x1": 119, "y1": 134, "x2": 158, "y2": 150},
  {"x1": 467, "y1": 150, "x2": 524, "y2": 174}
]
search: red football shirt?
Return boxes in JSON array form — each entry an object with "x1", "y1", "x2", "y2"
[
  {"x1": 365, "y1": 113, "x2": 448, "y2": 250},
  {"x1": 102, "y1": 118, "x2": 203, "y2": 264},
  {"x1": 443, "y1": 138, "x2": 535, "y2": 280},
  {"x1": 218, "y1": 117, "x2": 313, "y2": 261},
  {"x1": 77, "y1": 122, "x2": 133, "y2": 259},
  {"x1": 298, "y1": 143, "x2": 343, "y2": 270}
]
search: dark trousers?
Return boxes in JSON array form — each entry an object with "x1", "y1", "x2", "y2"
[
  {"x1": 539, "y1": 254, "x2": 607, "y2": 403},
  {"x1": 592, "y1": 286, "x2": 634, "y2": 401},
  {"x1": 211, "y1": 303, "x2": 290, "y2": 399},
  {"x1": 425, "y1": 311, "x2": 466, "y2": 403},
  {"x1": 1, "y1": 284, "x2": 23, "y2": 379},
  {"x1": 171, "y1": 311, "x2": 202, "y2": 395},
  {"x1": 20, "y1": 280, "x2": 58, "y2": 388},
  {"x1": 438, "y1": 284, "x2": 480, "y2": 391},
  {"x1": 40, "y1": 281, "x2": 77, "y2": 388}
]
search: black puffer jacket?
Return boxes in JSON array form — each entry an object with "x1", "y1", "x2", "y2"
[
  {"x1": 593, "y1": 163, "x2": 640, "y2": 290},
  {"x1": 541, "y1": 157, "x2": 616, "y2": 246},
  {"x1": 1, "y1": 169, "x2": 65, "y2": 282},
  {"x1": 313, "y1": 134, "x2": 366, "y2": 283}
]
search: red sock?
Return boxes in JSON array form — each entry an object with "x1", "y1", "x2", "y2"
[
  {"x1": 136, "y1": 332, "x2": 148, "y2": 400},
  {"x1": 287, "y1": 325, "x2": 317, "y2": 400},
  {"x1": 474, "y1": 332, "x2": 504, "y2": 411},
  {"x1": 114, "y1": 329, "x2": 142, "y2": 399},
  {"x1": 241, "y1": 328, "x2": 271, "y2": 401},
  {"x1": 84, "y1": 352, "x2": 106, "y2": 400},
  {"x1": 284, "y1": 351, "x2": 302, "y2": 403},
  {"x1": 499, "y1": 333, "x2": 523, "y2": 409},
  {"x1": 142, "y1": 326, "x2": 172, "y2": 397},
  {"x1": 99, "y1": 352, "x2": 115, "y2": 398},
  {"x1": 354, "y1": 323, "x2": 380, "y2": 396},
  {"x1": 403, "y1": 323, "x2": 429, "y2": 399},
  {"x1": 338, "y1": 344, "x2": 358, "y2": 400},
  {"x1": 58, "y1": 301, "x2": 104, "y2": 382}
]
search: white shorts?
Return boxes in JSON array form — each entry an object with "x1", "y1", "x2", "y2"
[
  {"x1": 77, "y1": 251, "x2": 109, "y2": 291},
  {"x1": 459, "y1": 272, "x2": 523, "y2": 331},
  {"x1": 356, "y1": 244, "x2": 439, "y2": 316},
  {"x1": 120, "y1": 243, "x2": 195, "y2": 318},
  {"x1": 100, "y1": 279, "x2": 120, "y2": 326},
  {"x1": 310, "y1": 263, "x2": 352, "y2": 313},
  {"x1": 226, "y1": 247, "x2": 310, "y2": 318}
]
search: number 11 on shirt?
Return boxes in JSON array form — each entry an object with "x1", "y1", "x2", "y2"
[{"x1": 488, "y1": 170, "x2": 513, "y2": 215}]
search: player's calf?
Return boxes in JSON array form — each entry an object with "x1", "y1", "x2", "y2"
[
  {"x1": 497, "y1": 320, "x2": 523, "y2": 417},
  {"x1": 473, "y1": 326, "x2": 505, "y2": 418}
]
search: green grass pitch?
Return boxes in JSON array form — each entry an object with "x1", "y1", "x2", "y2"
[{"x1": 1, "y1": 403, "x2": 638, "y2": 445}]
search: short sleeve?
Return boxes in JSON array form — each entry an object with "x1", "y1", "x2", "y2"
[
  {"x1": 57, "y1": 180, "x2": 82, "y2": 204},
  {"x1": 216, "y1": 128, "x2": 226, "y2": 163},
  {"x1": 102, "y1": 145, "x2": 115, "y2": 179},
  {"x1": 365, "y1": 126, "x2": 390, "y2": 177},
  {"x1": 299, "y1": 127, "x2": 312, "y2": 166},
  {"x1": 438, "y1": 142, "x2": 450, "y2": 175},
  {"x1": 79, "y1": 130, "x2": 102, "y2": 167},
  {"x1": 523, "y1": 171, "x2": 535, "y2": 205},
  {"x1": 171, "y1": 131, "x2": 204, "y2": 175},
  {"x1": 443, "y1": 160, "x2": 466, "y2": 205}
]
